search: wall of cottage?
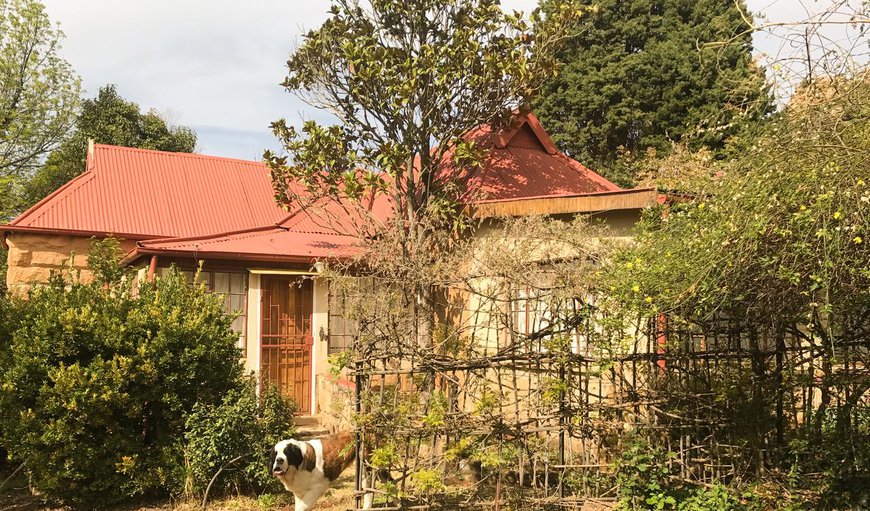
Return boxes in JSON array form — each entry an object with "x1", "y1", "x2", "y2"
[{"x1": 4, "y1": 233, "x2": 136, "y2": 297}]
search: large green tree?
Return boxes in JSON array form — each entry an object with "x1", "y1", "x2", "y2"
[
  {"x1": 0, "y1": 0, "x2": 80, "y2": 218},
  {"x1": 21, "y1": 84, "x2": 197, "y2": 208},
  {"x1": 534, "y1": 0, "x2": 772, "y2": 186},
  {"x1": 267, "y1": 0, "x2": 584, "y2": 237}
]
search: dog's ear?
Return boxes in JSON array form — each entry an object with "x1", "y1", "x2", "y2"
[
  {"x1": 267, "y1": 445, "x2": 277, "y2": 471},
  {"x1": 283, "y1": 442, "x2": 304, "y2": 469}
]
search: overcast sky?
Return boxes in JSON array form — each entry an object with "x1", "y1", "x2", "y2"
[{"x1": 39, "y1": 0, "x2": 852, "y2": 160}]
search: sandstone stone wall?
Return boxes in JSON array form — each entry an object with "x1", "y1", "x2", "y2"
[{"x1": 4, "y1": 233, "x2": 137, "y2": 297}]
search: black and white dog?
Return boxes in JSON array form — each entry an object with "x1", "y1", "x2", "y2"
[{"x1": 269, "y1": 432, "x2": 356, "y2": 511}]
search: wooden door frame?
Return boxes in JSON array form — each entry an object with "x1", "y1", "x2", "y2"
[{"x1": 259, "y1": 275, "x2": 315, "y2": 414}]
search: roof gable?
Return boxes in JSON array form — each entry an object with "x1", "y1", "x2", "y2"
[
  {"x1": 457, "y1": 112, "x2": 621, "y2": 203},
  {"x1": 494, "y1": 113, "x2": 558, "y2": 154}
]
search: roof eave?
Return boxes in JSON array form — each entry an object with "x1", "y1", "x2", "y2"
[{"x1": 470, "y1": 188, "x2": 660, "y2": 218}]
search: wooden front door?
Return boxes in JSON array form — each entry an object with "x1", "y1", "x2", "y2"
[{"x1": 260, "y1": 276, "x2": 313, "y2": 413}]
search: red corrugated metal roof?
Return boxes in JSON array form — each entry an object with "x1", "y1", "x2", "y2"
[
  {"x1": 8, "y1": 112, "x2": 632, "y2": 265},
  {"x1": 8, "y1": 144, "x2": 288, "y2": 238},
  {"x1": 453, "y1": 112, "x2": 621, "y2": 202}
]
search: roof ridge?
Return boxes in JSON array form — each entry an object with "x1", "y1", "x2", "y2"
[{"x1": 93, "y1": 143, "x2": 268, "y2": 167}]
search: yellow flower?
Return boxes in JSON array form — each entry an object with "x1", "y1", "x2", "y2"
[
  {"x1": 859, "y1": 179, "x2": 866, "y2": 186},
  {"x1": 625, "y1": 262, "x2": 634, "y2": 269},
  {"x1": 698, "y1": 203, "x2": 705, "y2": 210},
  {"x1": 632, "y1": 284, "x2": 640, "y2": 293},
  {"x1": 833, "y1": 211, "x2": 842, "y2": 220},
  {"x1": 799, "y1": 205, "x2": 807, "y2": 211},
  {"x1": 855, "y1": 236, "x2": 864, "y2": 244},
  {"x1": 644, "y1": 296, "x2": 653, "y2": 304}
]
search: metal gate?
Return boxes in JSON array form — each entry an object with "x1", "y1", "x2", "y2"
[{"x1": 260, "y1": 276, "x2": 313, "y2": 413}]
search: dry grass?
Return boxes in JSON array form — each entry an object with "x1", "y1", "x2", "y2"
[{"x1": 0, "y1": 467, "x2": 358, "y2": 511}]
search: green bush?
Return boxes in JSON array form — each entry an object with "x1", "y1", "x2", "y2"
[
  {"x1": 615, "y1": 438, "x2": 678, "y2": 510},
  {"x1": 678, "y1": 485, "x2": 742, "y2": 511},
  {"x1": 0, "y1": 241, "x2": 243, "y2": 507},
  {"x1": 615, "y1": 437, "x2": 744, "y2": 511},
  {"x1": 0, "y1": 294, "x2": 12, "y2": 468},
  {"x1": 184, "y1": 378, "x2": 297, "y2": 497},
  {"x1": 0, "y1": 292, "x2": 13, "y2": 364}
]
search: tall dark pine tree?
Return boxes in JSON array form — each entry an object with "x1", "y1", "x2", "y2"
[
  {"x1": 21, "y1": 84, "x2": 197, "y2": 207},
  {"x1": 534, "y1": 0, "x2": 772, "y2": 186}
]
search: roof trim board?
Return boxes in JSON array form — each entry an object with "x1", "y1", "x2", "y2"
[
  {"x1": 122, "y1": 248, "x2": 322, "y2": 266},
  {"x1": 475, "y1": 187, "x2": 655, "y2": 204},
  {"x1": 472, "y1": 189, "x2": 659, "y2": 217}
]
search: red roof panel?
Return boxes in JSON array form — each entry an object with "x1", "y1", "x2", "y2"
[{"x1": 9, "y1": 145, "x2": 288, "y2": 238}]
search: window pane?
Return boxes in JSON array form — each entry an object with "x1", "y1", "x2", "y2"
[
  {"x1": 231, "y1": 294, "x2": 245, "y2": 313},
  {"x1": 214, "y1": 272, "x2": 230, "y2": 294},
  {"x1": 230, "y1": 273, "x2": 246, "y2": 294}
]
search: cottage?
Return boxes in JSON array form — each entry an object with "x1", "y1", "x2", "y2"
[{"x1": 1, "y1": 112, "x2": 657, "y2": 424}]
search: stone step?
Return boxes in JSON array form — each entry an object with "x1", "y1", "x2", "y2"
[
  {"x1": 295, "y1": 427, "x2": 331, "y2": 439},
  {"x1": 293, "y1": 415, "x2": 330, "y2": 438},
  {"x1": 293, "y1": 415, "x2": 321, "y2": 427}
]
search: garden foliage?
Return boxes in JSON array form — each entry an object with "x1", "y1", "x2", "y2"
[
  {"x1": 184, "y1": 378, "x2": 297, "y2": 497},
  {"x1": 607, "y1": 75, "x2": 870, "y2": 327},
  {"x1": 268, "y1": 0, "x2": 586, "y2": 237},
  {"x1": 0, "y1": 239, "x2": 245, "y2": 507},
  {"x1": 615, "y1": 438, "x2": 744, "y2": 511},
  {"x1": 604, "y1": 75, "x2": 870, "y2": 508},
  {"x1": 0, "y1": 0, "x2": 80, "y2": 179}
]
